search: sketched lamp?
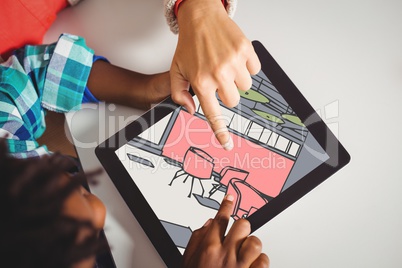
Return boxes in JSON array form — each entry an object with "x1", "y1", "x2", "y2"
[{"x1": 169, "y1": 146, "x2": 214, "y2": 198}]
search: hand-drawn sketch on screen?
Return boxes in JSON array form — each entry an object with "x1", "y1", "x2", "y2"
[{"x1": 115, "y1": 70, "x2": 328, "y2": 252}]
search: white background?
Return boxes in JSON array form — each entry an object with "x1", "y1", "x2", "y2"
[{"x1": 45, "y1": 0, "x2": 402, "y2": 267}]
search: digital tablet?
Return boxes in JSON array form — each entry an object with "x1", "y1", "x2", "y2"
[{"x1": 95, "y1": 41, "x2": 350, "y2": 267}]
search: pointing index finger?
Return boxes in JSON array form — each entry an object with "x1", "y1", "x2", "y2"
[
  {"x1": 208, "y1": 194, "x2": 235, "y2": 243},
  {"x1": 198, "y1": 94, "x2": 233, "y2": 151}
]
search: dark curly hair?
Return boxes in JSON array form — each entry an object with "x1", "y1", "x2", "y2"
[{"x1": 0, "y1": 140, "x2": 106, "y2": 267}]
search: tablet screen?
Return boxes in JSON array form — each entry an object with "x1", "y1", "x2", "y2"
[{"x1": 113, "y1": 69, "x2": 329, "y2": 253}]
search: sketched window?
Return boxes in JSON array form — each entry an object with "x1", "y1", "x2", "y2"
[
  {"x1": 267, "y1": 132, "x2": 279, "y2": 147},
  {"x1": 247, "y1": 122, "x2": 264, "y2": 141},
  {"x1": 259, "y1": 128, "x2": 272, "y2": 144},
  {"x1": 194, "y1": 96, "x2": 203, "y2": 114},
  {"x1": 220, "y1": 107, "x2": 235, "y2": 127},
  {"x1": 288, "y1": 142, "x2": 300, "y2": 157},
  {"x1": 230, "y1": 114, "x2": 251, "y2": 135},
  {"x1": 275, "y1": 136, "x2": 289, "y2": 152}
]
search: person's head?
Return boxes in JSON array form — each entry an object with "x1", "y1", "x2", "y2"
[{"x1": 0, "y1": 140, "x2": 106, "y2": 268}]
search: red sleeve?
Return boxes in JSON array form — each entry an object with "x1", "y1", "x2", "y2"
[
  {"x1": 174, "y1": 0, "x2": 227, "y2": 17},
  {"x1": 0, "y1": 0, "x2": 68, "y2": 59}
]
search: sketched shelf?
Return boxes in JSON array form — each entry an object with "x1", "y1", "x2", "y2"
[
  {"x1": 252, "y1": 109, "x2": 284, "y2": 124},
  {"x1": 239, "y1": 89, "x2": 270, "y2": 103},
  {"x1": 282, "y1": 114, "x2": 305, "y2": 127}
]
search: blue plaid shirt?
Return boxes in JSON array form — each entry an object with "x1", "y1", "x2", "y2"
[{"x1": 0, "y1": 34, "x2": 99, "y2": 158}]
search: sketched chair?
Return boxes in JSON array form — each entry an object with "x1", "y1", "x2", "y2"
[
  {"x1": 169, "y1": 146, "x2": 214, "y2": 198},
  {"x1": 208, "y1": 166, "x2": 249, "y2": 198},
  {"x1": 226, "y1": 179, "x2": 270, "y2": 220}
]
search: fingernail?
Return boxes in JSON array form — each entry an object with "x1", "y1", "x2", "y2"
[
  {"x1": 203, "y1": 218, "x2": 212, "y2": 227},
  {"x1": 222, "y1": 136, "x2": 233, "y2": 151},
  {"x1": 225, "y1": 194, "x2": 234, "y2": 202}
]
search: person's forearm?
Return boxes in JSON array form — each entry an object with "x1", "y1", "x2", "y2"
[
  {"x1": 175, "y1": 0, "x2": 226, "y2": 17},
  {"x1": 164, "y1": 0, "x2": 237, "y2": 34},
  {"x1": 86, "y1": 60, "x2": 169, "y2": 109},
  {"x1": 177, "y1": 0, "x2": 227, "y2": 26}
]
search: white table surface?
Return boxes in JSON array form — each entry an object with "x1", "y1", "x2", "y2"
[{"x1": 45, "y1": 0, "x2": 402, "y2": 267}]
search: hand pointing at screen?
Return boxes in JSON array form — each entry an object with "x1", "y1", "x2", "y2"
[
  {"x1": 181, "y1": 194, "x2": 269, "y2": 267},
  {"x1": 170, "y1": 0, "x2": 261, "y2": 150}
]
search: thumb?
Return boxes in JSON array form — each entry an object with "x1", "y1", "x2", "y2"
[{"x1": 170, "y1": 68, "x2": 196, "y2": 114}]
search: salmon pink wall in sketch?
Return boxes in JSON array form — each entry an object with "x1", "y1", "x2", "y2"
[{"x1": 162, "y1": 111, "x2": 294, "y2": 197}]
